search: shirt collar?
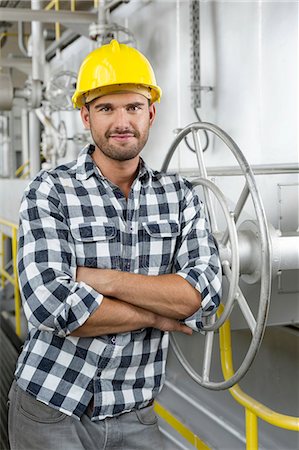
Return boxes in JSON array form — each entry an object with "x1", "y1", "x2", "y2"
[{"x1": 75, "y1": 144, "x2": 152, "y2": 183}]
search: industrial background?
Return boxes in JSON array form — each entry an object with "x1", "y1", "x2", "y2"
[{"x1": 0, "y1": 1, "x2": 298, "y2": 449}]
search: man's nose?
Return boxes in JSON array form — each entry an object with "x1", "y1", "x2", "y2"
[{"x1": 113, "y1": 108, "x2": 130, "y2": 130}]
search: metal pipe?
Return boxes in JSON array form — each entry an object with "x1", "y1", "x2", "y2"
[
  {"x1": 45, "y1": 29, "x2": 78, "y2": 60},
  {"x1": 29, "y1": 111, "x2": 41, "y2": 177},
  {"x1": 0, "y1": 115, "x2": 10, "y2": 177},
  {"x1": 18, "y1": 21, "x2": 29, "y2": 57},
  {"x1": 272, "y1": 234, "x2": 299, "y2": 273},
  {"x1": 21, "y1": 108, "x2": 29, "y2": 166},
  {"x1": 98, "y1": 0, "x2": 107, "y2": 24},
  {"x1": 0, "y1": 7, "x2": 97, "y2": 24},
  {"x1": 31, "y1": 0, "x2": 45, "y2": 82},
  {"x1": 178, "y1": 163, "x2": 299, "y2": 178},
  {"x1": 222, "y1": 225, "x2": 299, "y2": 281}
]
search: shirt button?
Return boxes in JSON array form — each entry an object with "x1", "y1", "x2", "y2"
[{"x1": 111, "y1": 336, "x2": 116, "y2": 345}]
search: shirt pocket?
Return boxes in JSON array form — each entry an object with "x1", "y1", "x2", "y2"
[
  {"x1": 139, "y1": 220, "x2": 180, "y2": 275},
  {"x1": 70, "y1": 221, "x2": 120, "y2": 269}
]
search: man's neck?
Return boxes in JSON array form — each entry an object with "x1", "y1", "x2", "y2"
[{"x1": 92, "y1": 148, "x2": 140, "y2": 198}]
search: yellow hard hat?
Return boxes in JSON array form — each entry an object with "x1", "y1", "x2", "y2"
[{"x1": 72, "y1": 39, "x2": 162, "y2": 108}]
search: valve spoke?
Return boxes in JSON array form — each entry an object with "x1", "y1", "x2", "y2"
[
  {"x1": 191, "y1": 129, "x2": 218, "y2": 233},
  {"x1": 202, "y1": 315, "x2": 216, "y2": 382},
  {"x1": 221, "y1": 183, "x2": 250, "y2": 246},
  {"x1": 223, "y1": 264, "x2": 256, "y2": 335}
]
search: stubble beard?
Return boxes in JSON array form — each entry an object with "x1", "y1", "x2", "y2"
[{"x1": 90, "y1": 126, "x2": 150, "y2": 162}]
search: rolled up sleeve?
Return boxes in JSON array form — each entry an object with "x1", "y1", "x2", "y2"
[
  {"x1": 17, "y1": 172, "x2": 103, "y2": 337},
  {"x1": 175, "y1": 183, "x2": 222, "y2": 331}
]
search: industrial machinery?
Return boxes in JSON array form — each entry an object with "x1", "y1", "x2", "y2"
[{"x1": 0, "y1": 1, "x2": 298, "y2": 449}]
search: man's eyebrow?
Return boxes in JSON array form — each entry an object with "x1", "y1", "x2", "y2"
[
  {"x1": 93, "y1": 102, "x2": 113, "y2": 110},
  {"x1": 126, "y1": 102, "x2": 146, "y2": 107},
  {"x1": 93, "y1": 101, "x2": 146, "y2": 110}
]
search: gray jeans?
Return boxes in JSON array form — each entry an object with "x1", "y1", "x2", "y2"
[{"x1": 8, "y1": 381, "x2": 164, "y2": 450}]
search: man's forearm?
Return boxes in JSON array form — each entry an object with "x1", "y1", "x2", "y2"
[
  {"x1": 71, "y1": 296, "x2": 192, "y2": 337},
  {"x1": 76, "y1": 268, "x2": 201, "y2": 319}
]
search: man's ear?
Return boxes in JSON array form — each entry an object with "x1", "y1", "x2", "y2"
[
  {"x1": 149, "y1": 103, "x2": 156, "y2": 127},
  {"x1": 80, "y1": 105, "x2": 90, "y2": 129}
]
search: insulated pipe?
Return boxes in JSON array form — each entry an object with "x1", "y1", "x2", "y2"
[{"x1": 31, "y1": 0, "x2": 45, "y2": 82}]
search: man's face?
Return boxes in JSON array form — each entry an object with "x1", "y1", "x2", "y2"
[{"x1": 80, "y1": 92, "x2": 156, "y2": 162}]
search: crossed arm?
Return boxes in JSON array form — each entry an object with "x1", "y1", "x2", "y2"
[{"x1": 71, "y1": 268, "x2": 201, "y2": 337}]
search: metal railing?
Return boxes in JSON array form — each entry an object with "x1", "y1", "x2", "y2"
[
  {"x1": 0, "y1": 219, "x2": 21, "y2": 336},
  {"x1": 15, "y1": 160, "x2": 30, "y2": 179},
  {"x1": 217, "y1": 305, "x2": 299, "y2": 449}
]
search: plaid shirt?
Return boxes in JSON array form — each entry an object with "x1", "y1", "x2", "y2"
[{"x1": 15, "y1": 144, "x2": 222, "y2": 421}]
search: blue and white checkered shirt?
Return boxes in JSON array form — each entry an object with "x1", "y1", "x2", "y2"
[{"x1": 15, "y1": 144, "x2": 222, "y2": 421}]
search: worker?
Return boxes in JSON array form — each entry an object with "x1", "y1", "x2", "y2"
[{"x1": 8, "y1": 39, "x2": 222, "y2": 450}]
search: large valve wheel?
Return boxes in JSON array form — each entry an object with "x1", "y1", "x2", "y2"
[
  {"x1": 162, "y1": 122, "x2": 271, "y2": 390},
  {"x1": 45, "y1": 71, "x2": 77, "y2": 111}
]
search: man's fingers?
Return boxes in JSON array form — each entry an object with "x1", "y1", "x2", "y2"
[{"x1": 177, "y1": 323, "x2": 193, "y2": 335}]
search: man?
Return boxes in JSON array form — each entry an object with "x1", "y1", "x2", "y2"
[{"x1": 8, "y1": 40, "x2": 222, "y2": 450}]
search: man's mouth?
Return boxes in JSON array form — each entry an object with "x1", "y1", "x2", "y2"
[
  {"x1": 107, "y1": 130, "x2": 138, "y2": 144},
  {"x1": 109, "y1": 133, "x2": 135, "y2": 141}
]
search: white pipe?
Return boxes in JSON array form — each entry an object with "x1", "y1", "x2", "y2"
[
  {"x1": 272, "y1": 234, "x2": 299, "y2": 273},
  {"x1": 29, "y1": 111, "x2": 41, "y2": 178},
  {"x1": 31, "y1": 0, "x2": 45, "y2": 82},
  {"x1": 222, "y1": 224, "x2": 299, "y2": 283},
  {"x1": 21, "y1": 108, "x2": 29, "y2": 165},
  {"x1": 0, "y1": 116, "x2": 10, "y2": 178}
]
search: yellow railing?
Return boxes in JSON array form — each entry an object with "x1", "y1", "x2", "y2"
[
  {"x1": 0, "y1": 219, "x2": 21, "y2": 337},
  {"x1": 45, "y1": 0, "x2": 61, "y2": 40},
  {"x1": 217, "y1": 305, "x2": 299, "y2": 449},
  {"x1": 154, "y1": 401, "x2": 210, "y2": 450},
  {"x1": 15, "y1": 160, "x2": 30, "y2": 179}
]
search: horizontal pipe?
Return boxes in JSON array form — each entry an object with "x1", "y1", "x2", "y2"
[
  {"x1": 0, "y1": 7, "x2": 97, "y2": 23},
  {"x1": 179, "y1": 163, "x2": 299, "y2": 178},
  {"x1": 272, "y1": 234, "x2": 299, "y2": 272}
]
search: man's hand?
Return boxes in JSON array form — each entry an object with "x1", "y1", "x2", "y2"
[{"x1": 154, "y1": 315, "x2": 192, "y2": 335}]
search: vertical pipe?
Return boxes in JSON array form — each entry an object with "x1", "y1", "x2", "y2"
[
  {"x1": 21, "y1": 108, "x2": 29, "y2": 165},
  {"x1": 30, "y1": 0, "x2": 43, "y2": 177},
  {"x1": 29, "y1": 111, "x2": 41, "y2": 177},
  {"x1": 31, "y1": 0, "x2": 45, "y2": 82},
  {"x1": 98, "y1": 0, "x2": 107, "y2": 24},
  {"x1": 0, "y1": 115, "x2": 10, "y2": 177},
  {"x1": 246, "y1": 409, "x2": 258, "y2": 450},
  {"x1": 55, "y1": 0, "x2": 61, "y2": 41}
]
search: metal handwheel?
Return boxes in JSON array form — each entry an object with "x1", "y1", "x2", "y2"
[{"x1": 161, "y1": 122, "x2": 271, "y2": 390}]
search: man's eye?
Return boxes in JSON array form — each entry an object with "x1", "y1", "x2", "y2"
[
  {"x1": 100, "y1": 107, "x2": 111, "y2": 112},
  {"x1": 128, "y1": 105, "x2": 141, "y2": 111}
]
